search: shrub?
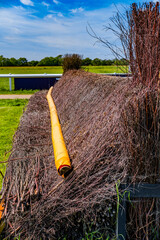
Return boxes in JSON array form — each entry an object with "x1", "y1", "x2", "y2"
[{"x1": 62, "y1": 54, "x2": 82, "y2": 73}]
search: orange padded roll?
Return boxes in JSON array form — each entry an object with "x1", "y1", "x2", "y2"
[
  {"x1": 0, "y1": 199, "x2": 4, "y2": 219},
  {"x1": 0, "y1": 199, "x2": 5, "y2": 234},
  {"x1": 46, "y1": 87, "x2": 72, "y2": 177}
]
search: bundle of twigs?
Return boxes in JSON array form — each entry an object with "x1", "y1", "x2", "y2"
[
  {"x1": 128, "y1": 2, "x2": 160, "y2": 86},
  {"x1": 124, "y1": 3, "x2": 160, "y2": 239}
]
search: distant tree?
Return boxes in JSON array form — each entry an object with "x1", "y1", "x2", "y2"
[
  {"x1": 28, "y1": 60, "x2": 39, "y2": 66},
  {"x1": 37, "y1": 57, "x2": 48, "y2": 66},
  {"x1": 0, "y1": 55, "x2": 127, "y2": 67},
  {"x1": 101, "y1": 59, "x2": 114, "y2": 65},
  {"x1": 18, "y1": 57, "x2": 28, "y2": 66},
  {"x1": 119, "y1": 58, "x2": 128, "y2": 65},
  {"x1": 82, "y1": 57, "x2": 92, "y2": 66},
  {"x1": 10, "y1": 57, "x2": 18, "y2": 66},
  {"x1": 38, "y1": 56, "x2": 63, "y2": 66},
  {"x1": 113, "y1": 58, "x2": 129, "y2": 66},
  {"x1": 37, "y1": 56, "x2": 61, "y2": 66},
  {"x1": 0, "y1": 55, "x2": 3, "y2": 66},
  {"x1": 113, "y1": 58, "x2": 119, "y2": 65},
  {"x1": 92, "y1": 58, "x2": 102, "y2": 66},
  {"x1": 4, "y1": 58, "x2": 12, "y2": 66},
  {"x1": 0, "y1": 55, "x2": 6, "y2": 66},
  {"x1": 54, "y1": 55, "x2": 63, "y2": 66},
  {"x1": 0, "y1": 55, "x2": 12, "y2": 66}
]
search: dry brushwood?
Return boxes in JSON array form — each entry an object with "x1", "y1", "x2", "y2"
[
  {"x1": 128, "y1": 2, "x2": 160, "y2": 86},
  {"x1": 88, "y1": 2, "x2": 160, "y2": 87},
  {"x1": 1, "y1": 69, "x2": 159, "y2": 239},
  {"x1": 121, "y1": 3, "x2": 160, "y2": 238},
  {"x1": 88, "y1": 2, "x2": 160, "y2": 237}
]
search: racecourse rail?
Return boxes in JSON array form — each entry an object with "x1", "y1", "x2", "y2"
[{"x1": 0, "y1": 73, "x2": 130, "y2": 91}]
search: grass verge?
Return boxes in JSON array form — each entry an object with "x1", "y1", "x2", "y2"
[
  {"x1": 0, "y1": 90, "x2": 38, "y2": 95},
  {"x1": 82, "y1": 65, "x2": 128, "y2": 73},
  {"x1": 0, "y1": 99, "x2": 28, "y2": 189}
]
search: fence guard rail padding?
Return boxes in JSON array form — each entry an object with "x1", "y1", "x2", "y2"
[
  {"x1": 0, "y1": 199, "x2": 5, "y2": 233},
  {"x1": 46, "y1": 87, "x2": 72, "y2": 178}
]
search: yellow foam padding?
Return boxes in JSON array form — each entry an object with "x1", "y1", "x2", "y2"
[
  {"x1": 0, "y1": 199, "x2": 5, "y2": 234},
  {"x1": 0, "y1": 199, "x2": 4, "y2": 219},
  {"x1": 46, "y1": 87, "x2": 71, "y2": 177}
]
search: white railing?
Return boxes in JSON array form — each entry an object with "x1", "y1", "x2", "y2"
[
  {"x1": 0, "y1": 73, "x2": 130, "y2": 91},
  {"x1": 0, "y1": 73, "x2": 62, "y2": 91}
]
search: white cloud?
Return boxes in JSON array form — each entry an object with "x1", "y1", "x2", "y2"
[
  {"x1": 58, "y1": 12, "x2": 63, "y2": 17},
  {"x1": 20, "y1": 0, "x2": 34, "y2": 6},
  {"x1": 70, "y1": 7, "x2": 84, "y2": 14},
  {"x1": 0, "y1": 4, "x2": 121, "y2": 60},
  {"x1": 14, "y1": 6, "x2": 25, "y2": 11},
  {"x1": 42, "y1": 2, "x2": 50, "y2": 7},
  {"x1": 45, "y1": 11, "x2": 63, "y2": 18},
  {"x1": 45, "y1": 14, "x2": 54, "y2": 19},
  {"x1": 53, "y1": 0, "x2": 60, "y2": 5}
]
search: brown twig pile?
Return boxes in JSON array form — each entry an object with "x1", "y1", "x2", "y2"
[
  {"x1": 1, "y1": 69, "x2": 159, "y2": 239},
  {"x1": 102, "y1": 2, "x2": 160, "y2": 237},
  {"x1": 124, "y1": 3, "x2": 160, "y2": 238},
  {"x1": 121, "y1": 88, "x2": 160, "y2": 239},
  {"x1": 128, "y1": 2, "x2": 160, "y2": 86}
]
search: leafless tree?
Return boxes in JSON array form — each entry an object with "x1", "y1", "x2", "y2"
[{"x1": 88, "y1": 2, "x2": 160, "y2": 86}]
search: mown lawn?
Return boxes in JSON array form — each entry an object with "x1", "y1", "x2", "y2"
[
  {"x1": 0, "y1": 65, "x2": 128, "y2": 74},
  {"x1": 0, "y1": 65, "x2": 128, "y2": 92},
  {"x1": 82, "y1": 65, "x2": 128, "y2": 73},
  {"x1": 0, "y1": 66, "x2": 63, "y2": 74},
  {"x1": 0, "y1": 99, "x2": 28, "y2": 188}
]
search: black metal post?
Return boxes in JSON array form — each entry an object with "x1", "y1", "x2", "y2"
[{"x1": 116, "y1": 183, "x2": 160, "y2": 239}]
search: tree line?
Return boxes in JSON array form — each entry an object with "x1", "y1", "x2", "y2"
[{"x1": 0, "y1": 55, "x2": 128, "y2": 67}]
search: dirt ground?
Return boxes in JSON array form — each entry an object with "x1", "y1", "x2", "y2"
[{"x1": 0, "y1": 95, "x2": 32, "y2": 99}]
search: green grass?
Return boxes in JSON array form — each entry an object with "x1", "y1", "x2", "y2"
[
  {"x1": 0, "y1": 66, "x2": 63, "y2": 74},
  {"x1": 82, "y1": 65, "x2": 128, "y2": 73},
  {"x1": 0, "y1": 90, "x2": 38, "y2": 95},
  {"x1": 0, "y1": 65, "x2": 128, "y2": 75},
  {"x1": 0, "y1": 99, "x2": 28, "y2": 189},
  {"x1": 0, "y1": 66, "x2": 128, "y2": 93}
]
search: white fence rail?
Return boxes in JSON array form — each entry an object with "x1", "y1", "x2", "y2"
[
  {"x1": 0, "y1": 74, "x2": 62, "y2": 91},
  {"x1": 0, "y1": 73, "x2": 130, "y2": 91}
]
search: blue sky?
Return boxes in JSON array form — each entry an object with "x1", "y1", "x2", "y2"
[{"x1": 0, "y1": 0, "x2": 151, "y2": 60}]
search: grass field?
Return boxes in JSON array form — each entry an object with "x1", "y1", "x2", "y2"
[
  {"x1": 0, "y1": 99, "x2": 28, "y2": 188},
  {"x1": 83, "y1": 65, "x2": 128, "y2": 73},
  {"x1": 0, "y1": 65, "x2": 128, "y2": 92}
]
